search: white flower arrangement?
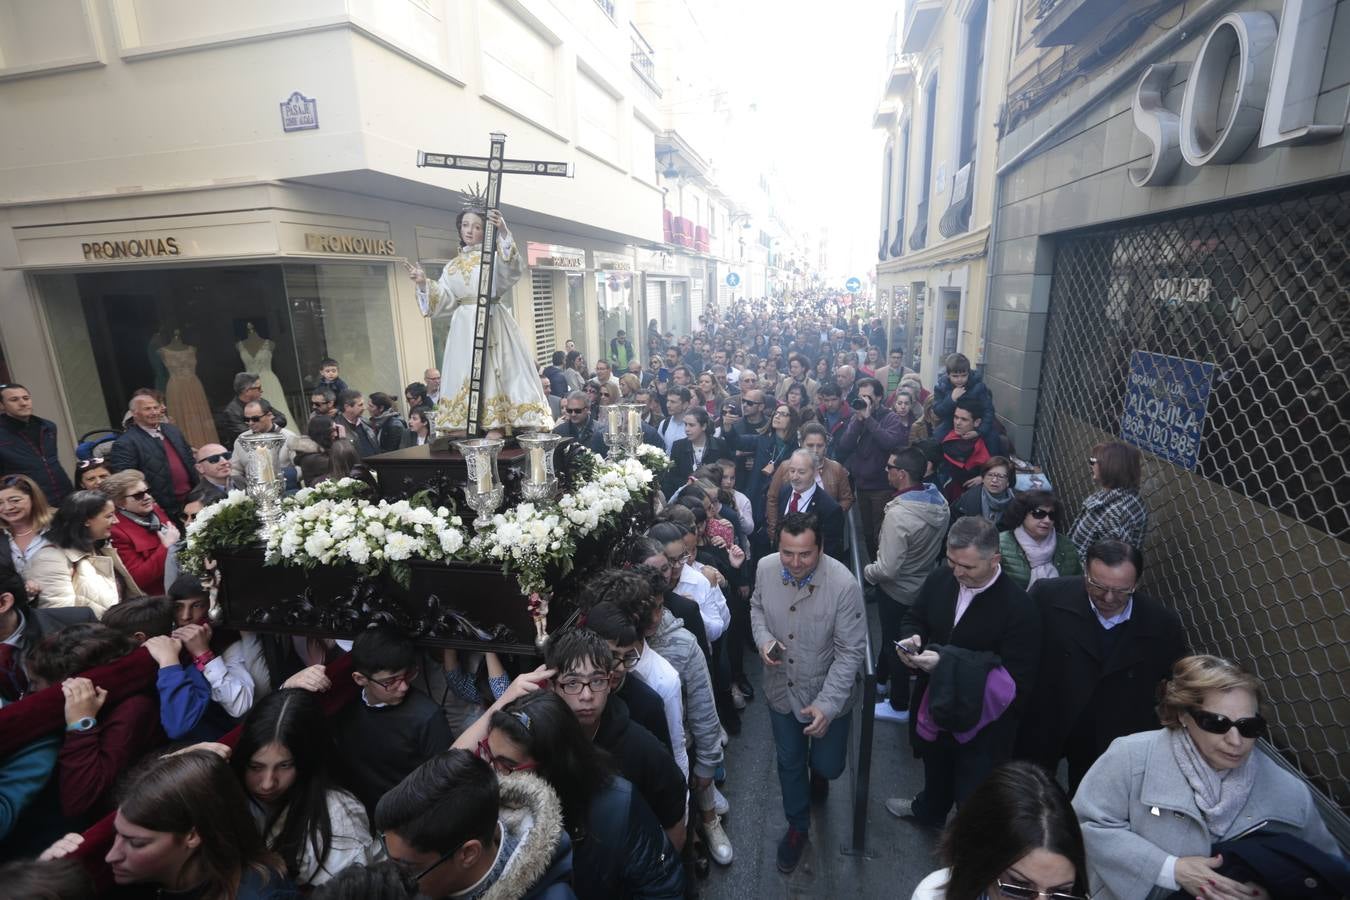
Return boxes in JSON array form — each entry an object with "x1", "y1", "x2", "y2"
[
  {"x1": 472, "y1": 449, "x2": 657, "y2": 594},
  {"x1": 634, "y1": 441, "x2": 674, "y2": 475},
  {"x1": 179, "y1": 489, "x2": 259, "y2": 575},
  {"x1": 264, "y1": 479, "x2": 467, "y2": 586}
]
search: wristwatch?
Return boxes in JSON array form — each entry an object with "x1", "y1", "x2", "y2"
[{"x1": 66, "y1": 716, "x2": 96, "y2": 732}]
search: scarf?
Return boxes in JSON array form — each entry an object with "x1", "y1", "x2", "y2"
[
  {"x1": 1013, "y1": 526, "x2": 1059, "y2": 586},
  {"x1": 1168, "y1": 726, "x2": 1257, "y2": 839},
  {"x1": 119, "y1": 507, "x2": 162, "y2": 533},
  {"x1": 979, "y1": 488, "x2": 1012, "y2": 524}
]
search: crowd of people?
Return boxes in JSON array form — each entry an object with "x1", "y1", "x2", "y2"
[{"x1": 0, "y1": 292, "x2": 1344, "y2": 899}]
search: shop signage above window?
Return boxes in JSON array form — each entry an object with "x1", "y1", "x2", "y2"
[
  {"x1": 1130, "y1": 0, "x2": 1343, "y2": 187},
  {"x1": 81, "y1": 237, "x2": 181, "y2": 261},
  {"x1": 304, "y1": 233, "x2": 396, "y2": 256},
  {"x1": 526, "y1": 242, "x2": 585, "y2": 270},
  {"x1": 280, "y1": 92, "x2": 319, "y2": 132},
  {"x1": 593, "y1": 250, "x2": 634, "y2": 272}
]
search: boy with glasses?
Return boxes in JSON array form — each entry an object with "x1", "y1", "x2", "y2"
[
  {"x1": 546, "y1": 628, "x2": 689, "y2": 852},
  {"x1": 375, "y1": 749, "x2": 576, "y2": 900},
  {"x1": 336, "y1": 624, "x2": 453, "y2": 814}
]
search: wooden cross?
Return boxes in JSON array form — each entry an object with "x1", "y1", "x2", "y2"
[{"x1": 417, "y1": 132, "x2": 571, "y2": 433}]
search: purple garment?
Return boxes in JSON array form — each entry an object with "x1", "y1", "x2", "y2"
[{"x1": 916, "y1": 665, "x2": 1016, "y2": 744}]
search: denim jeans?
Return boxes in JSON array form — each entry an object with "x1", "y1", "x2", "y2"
[{"x1": 768, "y1": 708, "x2": 852, "y2": 832}]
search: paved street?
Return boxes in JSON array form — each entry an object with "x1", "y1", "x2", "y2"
[{"x1": 702, "y1": 605, "x2": 941, "y2": 899}]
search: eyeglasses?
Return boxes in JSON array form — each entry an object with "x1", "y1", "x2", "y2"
[
  {"x1": 76, "y1": 457, "x2": 105, "y2": 471},
  {"x1": 381, "y1": 832, "x2": 465, "y2": 883},
  {"x1": 1188, "y1": 708, "x2": 1267, "y2": 739},
  {"x1": 1028, "y1": 507, "x2": 1054, "y2": 519},
  {"x1": 884, "y1": 463, "x2": 902, "y2": 471},
  {"x1": 664, "y1": 552, "x2": 690, "y2": 566},
  {"x1": 613, "y1": 649, "x2": 642, "y2": 670},
  {"x1": 196, "y1": 452, "x2": 231, "y2": 465},
  {"x1": 995, "y1": 881, "x2": 1089, "y2": 900},
  {"x1": 127, "y1": 490, "x2": 152, "y2": 501},
  {"x1": 985, "y1": 471, "x2": 1010, "y2": 481},
  {"x1": 1084, "y1": 575, "x2": 1135, "y2": 599},
  {"x1": 476, "y1": 737, "x2": 536, "y2": 774},
  {"x1": 365, "y1": 668, "x2": 418, "y2": 690},
  {"x1": 557, "y1": 675, "x2": 612, "y2": 695}
]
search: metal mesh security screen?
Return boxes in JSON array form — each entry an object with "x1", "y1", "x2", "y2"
[
  {"x1": 1034, "y1": 181, "x2": 1350, "y2": 815},
  {"x1": 531, "y1": 271, "x2": 555, "y2": 364}
]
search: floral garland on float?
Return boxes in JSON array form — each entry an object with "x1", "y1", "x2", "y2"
[{"x1": 181, "y1": 447, "x2": 667, "y2": 644}]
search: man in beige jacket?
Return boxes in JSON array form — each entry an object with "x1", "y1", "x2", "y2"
[{"x1": 751, "y1": 511, "x2": 866, "y2": 874}]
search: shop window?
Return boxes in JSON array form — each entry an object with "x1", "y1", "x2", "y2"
[
  {"x1": 34, "y1": 262, "x2": 398, "y2": 448},
  {"x1": 598, "y1": 272, "x2": 635, "y2": 364}
]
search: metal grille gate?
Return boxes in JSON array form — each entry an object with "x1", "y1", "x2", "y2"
[
  {"x1": 1033, "y1": 181, "x2": 1350, "y2": 816},
  {"x1": 531, "y1": 270, "x2": 556, "y2": 364}
]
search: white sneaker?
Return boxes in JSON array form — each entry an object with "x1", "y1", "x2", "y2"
[
  {"x1": 731, "y1": 685, "x2": 747, "y2": 710},
  {"x1": 884, "y1": 797, "x2": 914, "y2": 818},
  {"x1": 873, "y1": 700, "x2": 910, "y2": 723},
  {"x1": 713, "y1": 785, "x2": 730, "y2": 816},
  {"x1": 702, "y1": 816, "x2": 734, "y2": 865}
]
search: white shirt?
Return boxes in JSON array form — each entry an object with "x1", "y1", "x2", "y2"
[
  {"x1": 659, "y1": 417, "x2": 686, "y2": 452},
  {"x1": 1090, "y1": 594, "x2": 1134, "y2": 630},
  {"x1": 953, "y1": 564, "x2": 1002, "y2": 627},
  {"x1": 782, "y1": 483, "x2": 817, "y2": 516},
  {"x1": 677, "y1": 564, "x2": 731, "y2": 643},
  {"x1": 633, "y1": 645, "x2": 688, "y2": 778}
]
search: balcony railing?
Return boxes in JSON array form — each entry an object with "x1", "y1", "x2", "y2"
[
  {"x1": 630, "y1": 25, "x2": 661, "y2": 97},
  {"x1": 593, "y1": 0, "x2": 615, "y2": 20}
]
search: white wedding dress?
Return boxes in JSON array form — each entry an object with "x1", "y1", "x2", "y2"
[
  {"x1": 416, "y1": 234, "x2": 551, "y2": 432},
  {"x1": 237, "y1": 340, "x2": 298, "y2": 429}
]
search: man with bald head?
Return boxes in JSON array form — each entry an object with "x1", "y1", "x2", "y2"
[
  {"x1": 193, "y1": 443, "x2": 233, "y2": 501},
  {"x1": 772, "y1": 449, "x2": 844, "y2": 559},
  {"x1": 424, "y1": 368, "x2": 442, "y2": 405}
]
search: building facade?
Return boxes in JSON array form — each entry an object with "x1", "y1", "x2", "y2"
[
  {"x1": 989, "y1": 0, "x2": 1350, "y2": 818},
  {"x1": 873, "y1": 0, "x2": 1016, "y2": 388},
  {"x1": 0, "y1": 0, "x2": 684, "y2": 458}
]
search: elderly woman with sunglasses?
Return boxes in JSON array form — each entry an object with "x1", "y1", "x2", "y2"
[
  {"x1": 996, "y1": 489, "x2": 1082, "y2": 591},
  {"x1": 1072, "y1": 655, "x2": 1341, "y2": 900},
  {"x1": 99, "y1": 469, "x2": 181, "y2": 595}
]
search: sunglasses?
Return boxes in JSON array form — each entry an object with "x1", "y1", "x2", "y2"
[
  {"x1": 1028, "y1": 507, "x2": 1054, "y2": 519},
  {"x1": 243, "y1": 414, "x2": 269, "y2": 423},
  {"x1": 127, "y1": 490, "x2": 152, "y2": 501},
  {"x1": 1189, "y1": 707, "x2": 1267, "y2": 739},
  {"x1": 565, "y1": 407, "x2": 588, "y2": 415},
  {"x1": 196, "y1": 452, "x2": 231, "y2": 464},
  {"x1": 76, "y1": 457, "x2": 106, "y2": 471},
  {"x1": 995, "y1": 881, "x2": 1089, "y2": 900}
]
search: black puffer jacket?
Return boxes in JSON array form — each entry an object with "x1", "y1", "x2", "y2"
[
  {"x1": 0, "y1": 414, "x2": 72, "y2": 504},
  {"x1": 106, "y1": 423, "x2": 198, "y2": 517}
]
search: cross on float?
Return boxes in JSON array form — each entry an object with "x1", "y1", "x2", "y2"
[{"x1": 416, "y1": 132, "x2": 572, "y2": 433}]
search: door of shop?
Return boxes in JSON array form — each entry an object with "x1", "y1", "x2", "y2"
[{"x1": 1032, "y1": 183, "x2": 1350, "y2": 819}]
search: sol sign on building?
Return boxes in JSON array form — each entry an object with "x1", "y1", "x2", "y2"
[{"x1": 1130, "y1": 0, "x2": 1343, "y2": 186}]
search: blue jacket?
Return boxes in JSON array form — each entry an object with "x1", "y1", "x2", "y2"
[
  {"x1": 0, "y1": 735, "x2": 58, "y2": 841},
  {"x1": 0, "y1": 414, "x2": 73, "y2": 505},
  {"x1": 931, "y1": 370, "x2": 998, "y2": 448},
  {"x1": 108, "y1": 423, "x2": 198, "y2": 517},
  {"x1": 157, "y1": 664, "x2": 236, "y2": 741}
]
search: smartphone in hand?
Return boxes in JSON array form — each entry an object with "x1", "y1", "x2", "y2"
[
  {"x1": 894, "y1": 639, "x2": 917, "y2": 655},
  {"x1": 767, "y1": 641, "x2": 786, "y2": 662}
]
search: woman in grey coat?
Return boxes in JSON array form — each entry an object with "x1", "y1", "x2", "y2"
[{"x1": 1072, "y1": 655, "x2": 1341, "y2": 900}]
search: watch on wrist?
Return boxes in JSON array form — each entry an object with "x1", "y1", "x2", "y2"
[{"x1": 66, "y1": 716, "x2": 96, "y2": 732}]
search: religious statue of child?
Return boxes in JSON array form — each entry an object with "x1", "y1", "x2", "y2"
[{"x1": 405, "y1": 196, "x2": 551, "y2": 435}]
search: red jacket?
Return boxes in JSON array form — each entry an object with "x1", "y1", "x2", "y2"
[
  {"x1": 108, "y1": 504, "x2": 173, "y2": 594},
  {"x1": 58, "y1": 692, "x2": 165, "y2": 819}
]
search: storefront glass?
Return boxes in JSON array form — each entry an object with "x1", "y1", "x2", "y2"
[
  {"x1": 566, "y1": 273, "x2": 588, "y2": 352},
  {"x1": 34, "y1": 262, "x2": 399, "y2": 447},
  {"x1": 596, "y1": 271, "x2": 635, "y2": 363}
]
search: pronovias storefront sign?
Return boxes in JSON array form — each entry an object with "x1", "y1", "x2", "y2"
[{"x1": 1130, "y1": 0, "x2": 1343, "y2": 187}]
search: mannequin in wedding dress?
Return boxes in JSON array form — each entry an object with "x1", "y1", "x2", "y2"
[
  {"x1": 236, "y1": 322, "x2": 298, "y2": 429},
  {"x1": 405, "y1": 206, "x2": 551, "y2": 434},
  {"x1": 158, "y1": 330, "x2": 219, "y2": 449}
]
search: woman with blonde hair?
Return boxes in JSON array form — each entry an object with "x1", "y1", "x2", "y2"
[
  {"x1": 1073, "y1": 655, "x2": 1341, "y2": 900},
  {"x1": 618, "y1": 372, "x2": 642, "y2": 400},
  {"x1": 0, "y1": 474, "x2": 56, "y2": 588}
]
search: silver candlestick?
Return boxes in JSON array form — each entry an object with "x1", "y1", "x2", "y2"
[
  {"x1": 517, "y1": 432, "x2": 563, "y2": 501},
  {"x1": 455, "y1": 437, "x2": 506, "y2": 529},
  {"x1": 237, "y1": 430, "x2": 286, "y2": 527}
]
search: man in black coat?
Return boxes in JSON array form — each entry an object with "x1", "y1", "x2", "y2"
[
  {"x1": 552, "y1": 391, "x2": 608, "y2": 455},
  {"x1": 890, "y1": 515, "x2": 1041, "y2": 828},
  {"x1": 1015, "y1": 539, "x2": 1187, "y2": 793},
  {"x1": 107, "y1": 393, "x2": 198, "y2": 519},
  {"x1": 0, "y1": 384, "x2": 74, "y2": 505},
  {"x1": 772, "y1": 449, "x2": 845, "y2": 559},
  {"x1": 0, "y1": 565, "x2": 96, "y2": 705}
]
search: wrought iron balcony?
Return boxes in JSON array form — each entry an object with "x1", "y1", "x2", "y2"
[
  {"x1": 630, "y1": 26, "x2": 661, "y2": 97},
  {"x1": 908, "y1": 199, "x2": 929, "y2": 252}
]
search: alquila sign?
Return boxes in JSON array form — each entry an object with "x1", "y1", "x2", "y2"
[{"x1": 1130, "y1": 0, "x2": 1343, "y2": 186}]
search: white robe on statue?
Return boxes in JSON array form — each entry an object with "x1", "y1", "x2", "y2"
[{"x1": 416, "y1": 234, "x2": 551, "y2": 432}]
